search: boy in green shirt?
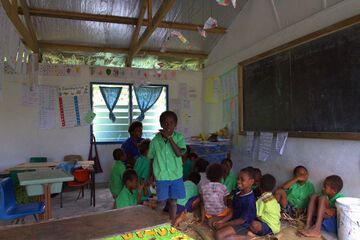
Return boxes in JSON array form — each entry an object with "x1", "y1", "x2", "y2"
[
  {"x1": 134, "y1": 139, "x2": 151, "y2": 200},
  {"x1": 220, "y1": 158, "x2": 237, "y2": 193},
  {"x1": 182, "y1": 150, "x2": 198, "y2": 180},
  {"x1": 148, "y1": 111, "x2": 187, "y2": 226},
  {"x1": 116, "y1": 169, "x2": 144, "y2": 208},
  {"x1": 248, "y1": 174, "x2": 281, "y2": 237},
  {"x1": 299, "y1": 175, "x2": 344, "y2": 238},
  {"x1": 275, "y1": 165, "x2": 315, "y2": 216},
  {"x1": 109, "y1": 149, "x2": 127, "y2": 200}
]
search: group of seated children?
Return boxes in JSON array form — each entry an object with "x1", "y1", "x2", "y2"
[{"x1": 109, "y1": 110, "x2": 344, "y2": 238}]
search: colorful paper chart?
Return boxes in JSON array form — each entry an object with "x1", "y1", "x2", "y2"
[{"x1": 101, "y1": 224, "x2": 193, "y2": 240}]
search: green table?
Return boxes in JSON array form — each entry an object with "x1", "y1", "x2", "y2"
[{"x1": 18, "y1": 168, "x2": 73, "y2": 220}]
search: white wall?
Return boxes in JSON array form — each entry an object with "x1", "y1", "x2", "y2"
[
  {"x1": 203, "y1": 0, "x2": 360, "y2": 197},
  {"x1": 0, "y1": 68, "x2": 203, "y2": 183}
]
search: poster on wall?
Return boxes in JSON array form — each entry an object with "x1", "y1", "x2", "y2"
[
  {"x1": 58, "y1": 85, "x2": 90, "y2": 128},
  {"x1": 258, "y1": 132, "x2": 273, "y2": 162},
  {"x1": 39, "y1": 85, "x2": 58, "y2": 129}
]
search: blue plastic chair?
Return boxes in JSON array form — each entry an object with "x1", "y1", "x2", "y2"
[{"x1": 0, "y1": 178, "x2": 45, "y2": 222}]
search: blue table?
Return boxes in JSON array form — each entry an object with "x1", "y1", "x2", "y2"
[{"x1": 187, "y1": 141, "x2": 231, "y2": 163}]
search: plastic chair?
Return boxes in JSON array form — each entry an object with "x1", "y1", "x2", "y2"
[
  {"x1": 29, "y1": 157, "x2": 47, "y2": 163},
  {"x1": 60, "y1": 168, "x2": 91, "y2": 208},
  {"x1": 0, "y1": 178, "x2": 45, "y2": 222}
]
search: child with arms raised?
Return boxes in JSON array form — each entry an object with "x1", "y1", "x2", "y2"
[
  {"x1": 248, "y1": 174, "x2": 281, "y2": 238},
  {"x1": 200, "y1": 163, "x2": 230, "y2": 226},
  {"x1": 109, "y1": 148, "x2": 127, "y2": 205},
  {"x1": 275, "y1": 165, "x2": 315, "y2": 216},
  {"x1": 214, "y1": 167, "x2": 257, "y2": 239},
  {"x1": 116, "y1": 170, "x2": 144, "y2": 208},
  {"x1": 299, "y1": 175, "x2": 344, "y2": 238},
  {"x1": 148, "y1": 111, "x2": 187, "y2": 226}
]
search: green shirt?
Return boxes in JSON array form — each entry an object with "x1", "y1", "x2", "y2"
[
  {"x1": 115, "y1": 187, "x2": 138, "y2": 209},
  {"x1": 183, "y1": 158, "x2": 193, "y2": 180},
  {"x1": 287, "y1": 181, "x2": 315, "y2": 209},
  {"x1": 109, "y1": 161, "x2": 126, "y2": 197},
  {"x1": 256, "y1": 192, "x2": 281, "y2": 234},
  {"x1": 134, "y1": 155, "x2": 151, "y2": 182},
  {"x1": 148, "y1": 131, "x2": 186, "y2": 181},
  {"x1": 221, "y1": 170, "x2": 237, "y2": 193},
  {"x1": 177, "y1": 181, "x2": 199, "y2": 206},
  {"x1": 327, "y1": 192, "x2": 344, "y2": 208}
]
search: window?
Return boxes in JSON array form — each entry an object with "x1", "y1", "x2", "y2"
[{"x1": 91, "y1": 83, "x2": 168, "y2": 144}]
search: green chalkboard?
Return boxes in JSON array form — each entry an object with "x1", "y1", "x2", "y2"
[{"x1": 242, "y1": 22, "x2": 360, "y2": 133}]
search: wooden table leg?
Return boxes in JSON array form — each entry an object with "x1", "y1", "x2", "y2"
[{"x1": 43, "y1": 184, "x2": 52, "y2": 220}]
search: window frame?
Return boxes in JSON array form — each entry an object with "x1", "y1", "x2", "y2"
[{"x1": 90, "y1": 82, "x2": 169, "y2": 145}]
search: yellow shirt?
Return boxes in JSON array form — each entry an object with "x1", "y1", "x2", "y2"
[{"x1": 256, "y1": 192, "x2": 281, "y2": 234}]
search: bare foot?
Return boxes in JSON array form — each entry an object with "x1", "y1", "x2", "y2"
[{"x1": 301, "y1": 228, "x2": 322, "y2": 238}]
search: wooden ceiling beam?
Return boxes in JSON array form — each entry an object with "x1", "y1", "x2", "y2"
[
  {"x1": 19, "y1": 0, "x2": 39, "y2": 52},
  {"x1": 1, "y1": 0, "x2": 38, "y2": 52},
  {"x1": 147, "y1": 0, "x2": 152, "y2": 23},
  {"x1": 38, "y1": 41, "x2": 208, "y2": 59},
  {"x1": 126, "y1": 0, "x2": 147, "y2": 67},
  {"x1": 18, "y1": 7, "x2": 227, "y2": 34},
  {"x1": 127, "y1": 0, "x2": 177, "y2": 62}
]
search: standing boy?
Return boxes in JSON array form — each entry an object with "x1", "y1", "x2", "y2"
[{"x1": 148, "y1": 111, "x2": 187, "y2": 226}]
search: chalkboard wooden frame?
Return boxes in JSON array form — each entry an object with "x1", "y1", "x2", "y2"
[{"x1": 238, "y1": 15, "x2": 360, "y2": 140}]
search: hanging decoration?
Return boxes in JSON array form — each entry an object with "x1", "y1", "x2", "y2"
[
  {"x1": 216, "y1": 0, "x2": 229, "y2": 6},
  {"x1": 198, "y1": 17, "x2": 219, "y2": 38},
  {"x1": 39, "y1": 64, "x2": 81, "y2": 77},
  {"x1": 99, "y1": 87, "x2": 122, "y2": 122}
]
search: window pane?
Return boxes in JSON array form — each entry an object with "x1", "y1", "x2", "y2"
[
  {"x1": 92, "y1": 84, "x2": 130, "y2": 143},
  {"x1": 132, "y1": 86, "x2": 167, "y2": 139}
]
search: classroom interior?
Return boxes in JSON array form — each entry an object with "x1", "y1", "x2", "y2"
[{"x1": 0, "y1": 0, "x2": 359, "y2": 239}]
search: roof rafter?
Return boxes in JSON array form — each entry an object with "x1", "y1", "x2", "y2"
[
  {"x1": 126, "y1": 0, "x2": 148, "y2": 67},
  {"x1": 17, "y1": 7, "x2": 227, "y2": 34},
  {"x1": 38, "y1": 41, "x2": 208, "y2": 59}
]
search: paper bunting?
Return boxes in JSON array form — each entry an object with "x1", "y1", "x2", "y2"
[
  {"x1": 39, "y1": 64, "x2": 81, "y2": 77},
  {"x1": 197, "y1": 26, "x2": 207, "y2": 38},
  {"x1": 170, "y1": 31, "x2": 189, "y2": 44},
  {"x1": 204, "y1": 17, "x2": 218, "y2": 30},
  {"x1": 232, "y1": 0, "x2": 237, "y2": 8}
]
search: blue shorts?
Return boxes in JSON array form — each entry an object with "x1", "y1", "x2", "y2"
[
  {"x1": 322, "y1": 216, "x2": 337, "y2": 234},
  {"x1": 156, "y1": 178, "x2": 185, "y2": 201},
  {"x1": 232, "y1": 223, "x2": 249, "y2": 235},
  {"x1": 256, "y1": 221, "x2": 273, "y2": 236}
]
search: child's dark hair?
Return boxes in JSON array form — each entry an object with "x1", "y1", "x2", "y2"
[
  {"x1": 138, "y1": 139, "x2": 151, "y2": 155},
  {"x1": 113, "y1": 148, "x2": 125, "y2": 160},
  {"x1": 160, "y1": 111, "x2": 178, "y2": 124},
  {"x1": 260, "y1": 174, "x2": 276, "y2": 192},
  {"x1": 189, "y1": 152, "x2": 198, "y2": 159},
  {"x1": 122, "y1": 169, "x2": 138, "y2": 184},
  {"x1": 324, "y1": 175, "x2": 343, "y2": 193},
  {"x1": 254, "y1": 168, "x2": 262, "y2": 177},
  {"x1": 222, "y1": 158, "x2": 233, "y2": 168},
  {"x1": 128, "y1": 121, "x2": 143, "y2": 135},
  {"x1": 188, "y1": 172, "x2": 201, "y2": 185},
  {"x1": 240, "y1": 167, "x2": 256, "y2": 180},
  {"x1": 293, "y1": 165, "x2": 308, "y2": 175},
  {"x1": 194, "y1": 158, "x2": 209, "y2": 173},
  {"x1": 206, "y1": 163, "x2": 223, "y2": 182}
]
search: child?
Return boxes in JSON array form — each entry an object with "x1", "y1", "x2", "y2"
[
  {"x1": 214, "y1": 167, "x2": 257, "y2": 239},
  {"x1": 248, "y1": 174, "x2": 281, "y2": 237},
  {"x1": 298, "y1": 175, "x2": 344, "y2": 238},
  {"x1": 134, "y1": 139, "x2": 151, "y2": 184},
  {"x1": 200, "y1": 163, "x2": 230, "y2": 225},
  {"x1": 116, "y1": 169, "x2": 144, "y2": 209},
  {"x1": 169, "y1": 172, "x2": 201, "y2": 226},
  {"x1": 195, "y1": 158, "x2": 210, "y2": 188},
  {"x1": 182, "y1": 148, "x2": 198, "y2": 180},
  {"x1": 253, "y1": 168, "x2": 262, "y2": 198},
  {"x1": 274, "y1": 165, "x2": 315, "y2": 216},
  {"x1": 109, "y1": 149, "x2": 127, "y2": 200},
  {"x1": 148, "y1": 111, "x2": 187, "y2": 226},
  {"x1": 221, "y1": 158, "x2": 237, "y2": 193}
]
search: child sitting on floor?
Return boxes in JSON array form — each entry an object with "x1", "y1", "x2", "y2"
[
  {"x1": 253, "y1": 168, "x2": 262, "y2": 198},
  {"x1": 248, "y1": 174, "x2": 281, "y2": 238},
  {"x1": 275, "y1": 165, "x2": 315, "y2": 217},
  {"x1": 200, "y1": 163, "x2": 230, "y2": 225},
  {"x1": 195, "y1": 158, "x2": 210, "y2": 188},
  {"x1": 221, "y1": 158, "x2": 237, "y2": 193},
  {"x1": 182, "y1": 147, "x2": 198, "y2": 180},
  {"x1": 116, "y1": 169, "x2": 144, "y2": 209},
  {"x1": 298, "y1": 175, "x2": 344, "y2": 238},
  {"x1": 214, "y1": 167, "x2": 257, "y2": 239},
  {"x1": 109, "y1": 148, "x2": 127, "y2": 202}
]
